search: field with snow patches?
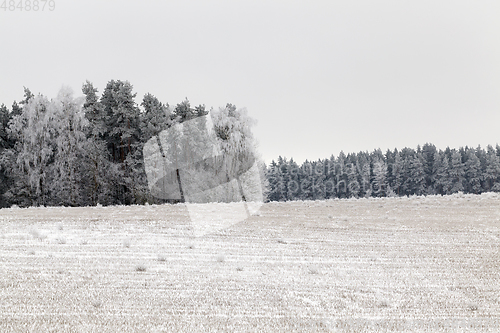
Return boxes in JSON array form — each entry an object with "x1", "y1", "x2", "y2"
[{"x1": 1, "y1": 193, "x2": 500, "y2": 332}]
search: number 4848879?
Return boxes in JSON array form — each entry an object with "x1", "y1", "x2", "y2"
[{"x1": 1, "y1": 0, "x2": 56, "y2": 11}]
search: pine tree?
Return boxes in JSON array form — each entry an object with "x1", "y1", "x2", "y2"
[
  {"x1": 140, "y1": 93, "x2": 172, "y2": 142},
  {"x1": 0, "y1": 104, "x2": 13, "y2": 207},
  {"x1": 99, "y1": 80, "x2": 142, "y2": 204},
  {"x1": 82, "y1": 81, "x2": 117, "y2": 205},
  {"x1": 171, "y1": 98, "x2": 197, "y2": 123}
]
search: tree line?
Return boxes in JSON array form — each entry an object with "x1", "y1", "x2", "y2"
[
  {"x1": 264, "y1": 143, "x2": 500, "y2": 201},
  {"x1": 0, "y1": 80, "x2": 256, "y2": 208},
  {"x1": 1, "y1": 82, "x2": 498, "y2": 207}
]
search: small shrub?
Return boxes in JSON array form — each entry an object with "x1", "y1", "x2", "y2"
[
  {"x1": 187, "y1": 242, "x2": 195, "y2": 249},
  {"x1": 92, "y1": 300, "x2": 102, "y2": 308},
  {"x1": 277, "y1": 238, "x2": 287, "y2": 244},
  {"x1": 216, "y1": 254, "x2": 225, "y2": 263},
  {"x1": 27, "y1": 249, "x2": 35, "y2": 256},
  {"x1": 236, "y1": 266, "x2": 244, "y2": 271},
  {"x1": 56, "y1": 237, "x2": 67, "y2": 245},
  {"x1": 157, "y1": 254, "x2": 166, "y2": 262}
]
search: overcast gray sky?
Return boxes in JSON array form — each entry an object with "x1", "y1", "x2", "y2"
[{"x1": 1, "y1": 0, "x2": 499, "y2": 164}]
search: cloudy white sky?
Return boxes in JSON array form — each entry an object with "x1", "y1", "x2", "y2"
[{"x1": 1, "y1": 0, "x2": 499, "y2": 164}]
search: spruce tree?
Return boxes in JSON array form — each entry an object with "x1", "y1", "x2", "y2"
[
  {"x1": 372, "y1": 159, "x2": 388, "y2": 197},
  {"x1": 464, "y1": 148, "x2": 482, "y2": 194},
  {"x1": 484, "y1": 145, "x2": 500, "y2": 191},
  {"x1": 449, "y1": 150, "x2": 465, "y2": 193}
]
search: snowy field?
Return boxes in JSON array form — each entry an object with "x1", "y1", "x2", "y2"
[{"x1": 1, "y1": 193, "x2": 500, "y2": 332}]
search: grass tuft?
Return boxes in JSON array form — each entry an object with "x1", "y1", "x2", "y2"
[
  {"x1": 30, "y1": 228, "x2": 46, "y2": 240},
  {"x1": 92, "y1": 300, "x2": 102, "y2": 308},
  {"x1": 123, "y1": 238, "x2": 131, "y2": 248},
  {"x1": 135, "y1": 264, "x2": 147, "y2": 272},
  {"x1": 308, "y1": 265, "x2": 320, "y2": 274},
  {"x1": 467, "y1": 303, "x2": 479, "y2": 311},
  {"x1": 378, "y1": 300, "x2": 391, "y2": 308}
]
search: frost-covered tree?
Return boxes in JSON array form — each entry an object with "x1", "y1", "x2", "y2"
[
  {"x1": 334, "y1": 151, "x2": 348, "y2": 198},
  {"x1": 464, "y1": 148, "x2": 482, "y2": 194},
  {"x1": 449, "y1": 150, "x2": 465, "y2": 193},
  {"x1": 391, "y1": 150, "x2": 404, "y2": 196},
  {"x1": 287, "y1": 158, "x2": 300, "y2": 200},
  {"x1": 4, "y1": 94, "x2": 54, "y2": 206},
  {"x1": 421, "y1": 143, "x2": 437, "y2": 191},
  {"x1": 311, "y1": 160, "x2": 326, "y2": 200},
  {"x1": 211, "y1": 104, "x2": 263, "y2": 202},
  {"x1": 140, "y1": 93, "x2": 172, "y2": 142},
  {"x1": 98, "y1": 80, "x2": 143, "y2": 204},
  {"x1": 100, "y1": 80, "x2": 141, "y2": 165},
  {"x1": 48, "y1": 87, "x2": 90, "y2": 206},
  {"x1": 266, "y1": 160, "x2": 286, "y2": 201},
  {"x1": 358, "y1": 154, "x2": 371, "y2": 197},
  {"x1": 433, "y1": 151, "x2": 451, "y2": 195},
  {"x1": 372, "y1": 159, "x2": 388, "y2": 197},
  {"x1": 0, "y1": 104, "x2": 13, "y2": 207},
  {"x1": 484, "y1": 145, "x2": 500, "y2": 191},
  {"x1": 82, "y1": 81, "x2": 119, "y2": 205},
  {"x1": 346, "y1": 157, "x2": 360, "y2": 198},
  {"x1": 299, "y1": 160, "x2": 313, "y2": 200}
]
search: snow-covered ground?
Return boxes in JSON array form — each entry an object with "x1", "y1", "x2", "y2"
[{"x1": 1, "y1": 193, "x2": 499, "y2": 332}]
